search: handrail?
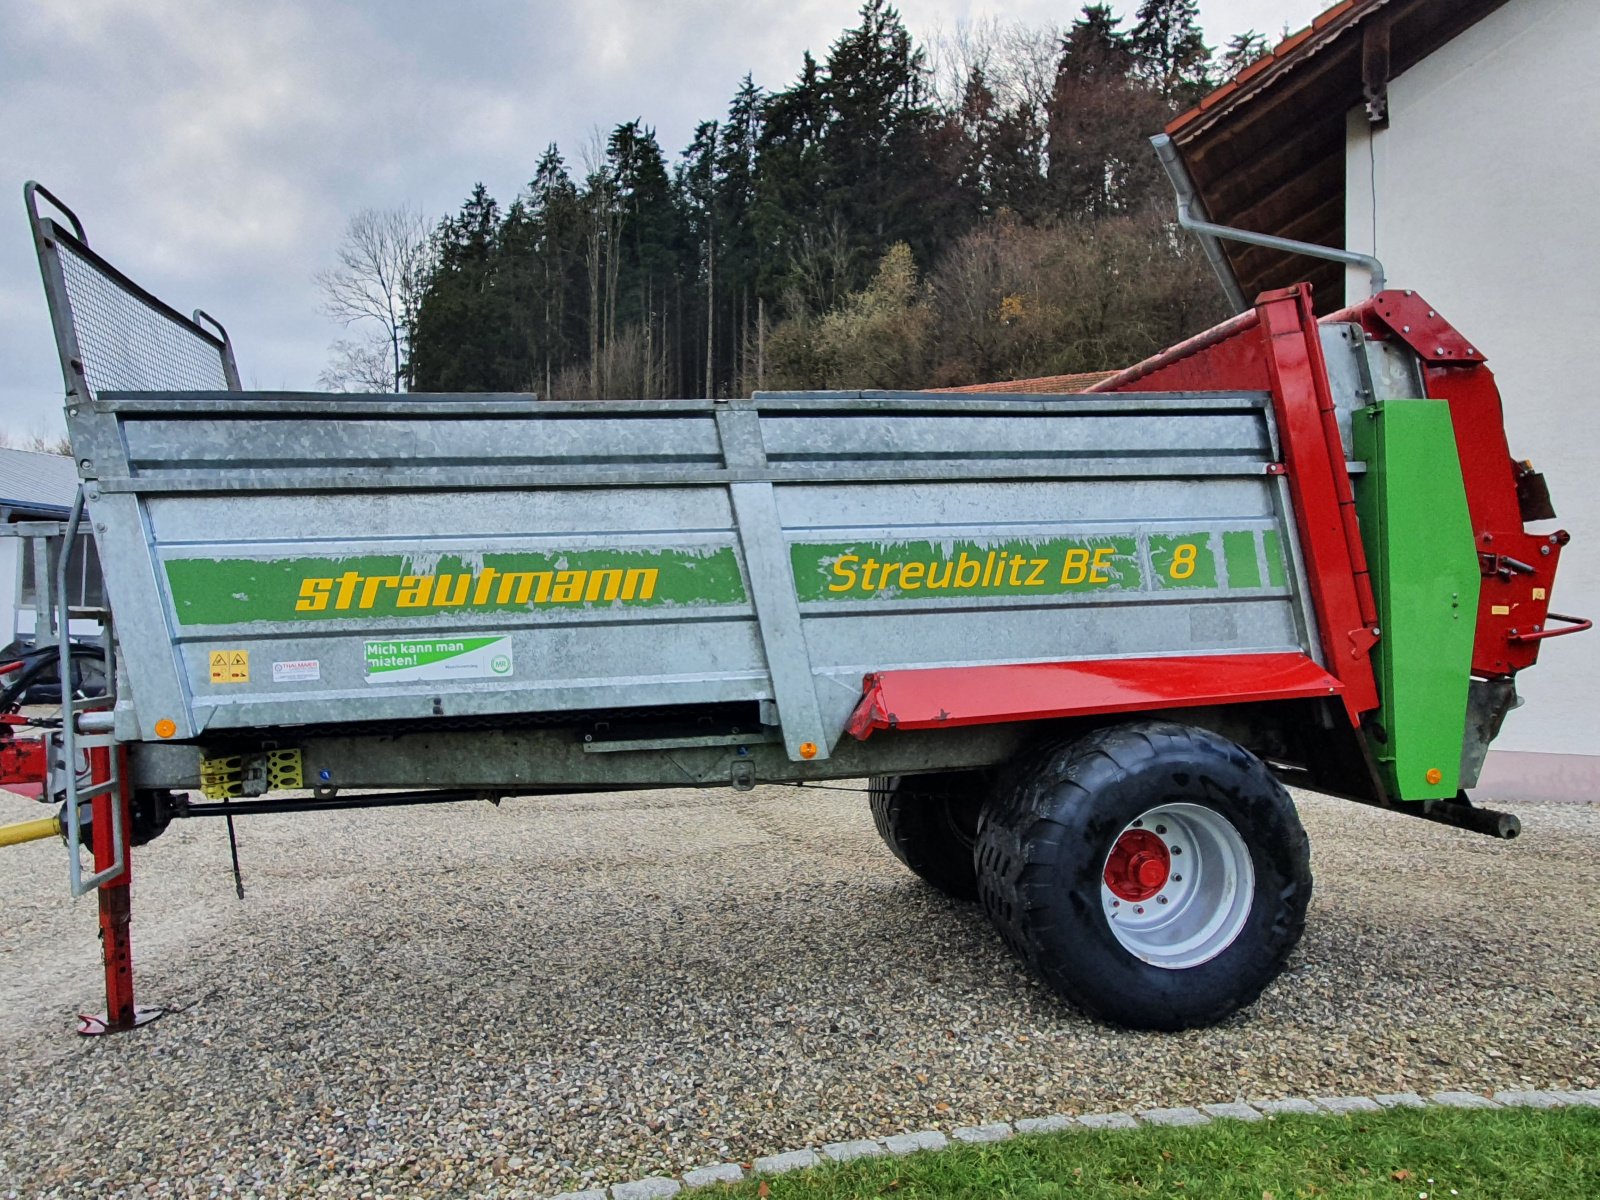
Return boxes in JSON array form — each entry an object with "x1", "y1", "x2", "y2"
[
  {"x1": 56, "y1": 486, "x2": 126, "y2": 896},
  {"x1": 193, "y1": 309, "x2": 243, "y2": 389},
  {"x1": 1508, "y1": 613, "x2": 1592, "y2": 644},
  {"x1": 24, "y1": 181, "x2": 87, "y2": 243}
]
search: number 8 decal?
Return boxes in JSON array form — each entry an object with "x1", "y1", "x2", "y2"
[{"x1": 1170, "y1": 542, "x2": 1198, "y2": 580}]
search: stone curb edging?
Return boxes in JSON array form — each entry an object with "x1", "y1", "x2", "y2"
[{"x1": 549, "y1": 1087, "x2": 1600, "y2": 1199}]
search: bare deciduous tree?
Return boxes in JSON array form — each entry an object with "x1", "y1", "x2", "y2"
[
  {"x1": 789, "y1": 217, "x2": 859, "y2": 316},
  {"x1": 767, "y1": 243, "x2": 933, "y2": 390},
  {"x1": 925, "y1": 209, "x2": 1227, "y2": 386},
  {"x1": 317, "y1": 335, "x2": 397, "y2": 393},
  {"x1": 0, "y1": 424, "x2": 72, "y2": 454},
  {"x1": 929, "y1": 18, "x2": 1059, "y2": 116},
  {"x1": 316, "y1": 207, "x2": 434, "y2": 392}
]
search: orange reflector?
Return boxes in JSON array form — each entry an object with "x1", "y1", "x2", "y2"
[
  {"x1": 798, "y1": 741, "x2": 818, "y2": 760},
  {"x1": 1425, "y1": 767, "x2": 1443, "y2": 785},
  {"x1": 154, "y1": 719, "x2": 177, "y2": 739}
]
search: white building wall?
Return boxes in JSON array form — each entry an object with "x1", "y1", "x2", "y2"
[{"x1": 1345, "y1": 0, "x2": 1600, "y2": 775}]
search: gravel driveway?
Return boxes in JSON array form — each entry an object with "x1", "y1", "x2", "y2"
[{"x1": 1, "y1": 782, "x2": 1596, "y2": 1198}]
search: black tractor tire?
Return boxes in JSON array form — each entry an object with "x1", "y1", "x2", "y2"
[
  {"x1": 868, "y1": 772, "x2": 986, "y2": 901},
  {"x1": 975, "y1": 720, "x2": 1311, "y2": 1030}
]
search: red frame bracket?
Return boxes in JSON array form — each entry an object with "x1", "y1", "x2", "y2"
[{"x1": 1364, "y1": 290, "x2": 1486, "y2": 365}]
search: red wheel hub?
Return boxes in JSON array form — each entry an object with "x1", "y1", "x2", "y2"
[{"x1": 1104, "y1": 828, "x2": 1171, "y2": 902}]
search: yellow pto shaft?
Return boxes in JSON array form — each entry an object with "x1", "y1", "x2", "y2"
[{"x1": 0, "y1": 813, "x2": 62, "y2": 848}]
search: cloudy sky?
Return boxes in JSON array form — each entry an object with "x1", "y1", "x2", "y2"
[{"x1": 0, "y1": 0, "x2": 1323, "y2": 434}]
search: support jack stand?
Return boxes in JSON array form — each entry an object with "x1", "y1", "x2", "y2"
[
  {"x1": 74, "y1": 744, "x2": 164, "y2": 1037},
  {"x1": 77, "y1": 1008, "x2": 163, "y2": 1036}
]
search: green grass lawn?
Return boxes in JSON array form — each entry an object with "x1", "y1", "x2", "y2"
[{"x1": 695, "y1": 1106, "x2": 1599, "y2": 1199}]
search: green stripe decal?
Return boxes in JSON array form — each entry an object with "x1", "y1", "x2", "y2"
[
  {"x1": 1263, "y1": 530, "x2": 1288, "y2": 587},
  {"x1": 164, "y1": 547, "x2": 748, "y2": 626},
  {"x1": 791, "y1": 528, "x2": 1278, "y2": 603},
  {"x1": 1147, "y1": 533, "x2": 1218, "y2": 590},
  {"x1": 168, "y1": 527, "x2": 1292, "y2": 626},
  {"x1": 1223, "y1": 531, "x2": 1262, "y2": 590},
  {"x1": 792, "y1": 537, "x2": 1142, "y2": 602}
]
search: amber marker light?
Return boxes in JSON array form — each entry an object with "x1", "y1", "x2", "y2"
[
  {"x1": 1425, "y1": 768, "x2": 1443, "y2": 785},
  {"x1": 154, "y1": 719, "x2": 177, "y2": 739},
  {"x1": 798, "y1": 741, "x2": 818, "y2": 760}
]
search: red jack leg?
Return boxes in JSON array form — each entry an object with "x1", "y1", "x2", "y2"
[{"x1": 77, "y1": 744, "x2": 160, "y2": 1036}]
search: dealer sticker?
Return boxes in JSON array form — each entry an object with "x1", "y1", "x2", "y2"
[
  {"x1": 271, "y1": 659, "x2": 321, "y2": 683},
  {"x1": 363, "y1": 636, "x2": 514, "y2": 685}
]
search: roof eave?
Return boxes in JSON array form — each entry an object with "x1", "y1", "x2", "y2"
[{"x1": 1166, "y1": 0, "x2": 1379, "y2": 145}]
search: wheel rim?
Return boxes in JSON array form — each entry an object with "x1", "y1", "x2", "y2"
[{"x1": 1100, "y1": 802, "x2": 1254, "y2": 970}]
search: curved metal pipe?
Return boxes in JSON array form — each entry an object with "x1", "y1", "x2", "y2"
[{"x1": 1151, "y1": 134, "x2": 1387, "y2": 301}]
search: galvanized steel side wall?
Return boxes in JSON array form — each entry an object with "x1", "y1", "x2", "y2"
[{"x1": 73, "y1": 391, "x2": 1316, "y2": 756}]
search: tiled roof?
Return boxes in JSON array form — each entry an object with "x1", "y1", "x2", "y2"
[
  {"x1": 1159, "y1": 0, "x2": 1511, "y2": 308},
  {"x1": 931, "y1": 370, "x2": 1118, "y2": 394},
  {"x1": 1166, "y1": 0, "x2": 1369, "y2": 138}
]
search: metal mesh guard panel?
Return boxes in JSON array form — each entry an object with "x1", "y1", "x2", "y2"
[{"x1": 57, "y1": 238, "x2": 229, "y2": 396}]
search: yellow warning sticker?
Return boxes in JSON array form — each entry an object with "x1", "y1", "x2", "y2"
[
  {"x1": 1491, "y1": 605, "x2": 1511, "y2": 616},
  {"x1": 209, "y1": 649, "x2": 250, "y2": 684},
  {"x1": 1533, "y1": 587, "x2": 1547, "y2": 600}
]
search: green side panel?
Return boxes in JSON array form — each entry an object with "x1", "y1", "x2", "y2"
[{"x1": 1351, "y1": 400, "x2": 1481, "y2": 801}]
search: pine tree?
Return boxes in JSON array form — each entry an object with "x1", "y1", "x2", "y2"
[
  {"x1": 525, "y1": 145, "x2": 587, "y2": 395},
  {"x1": 1131, "y1": 0, "x2": 1211, "y2": 102},
  {"x1": 1219, "y1": 30, "x2": 1270, "y2": 78},
  {"x1": 717, "y1": 76, "x2": 765, "y2": 389},
  {"x1": 410, "y1": 184, "x2": 511, "y2": 390},
  {"x1": 607, "y1": 121, "x2": 679, "y2": 394},
  {"x1": 577, "y1": 160, "x2": 624, "y2": 399},
  {"x1": 1059, "y1": 4, "x2": 1136, "y2": 82},
  {"x1": 496, "y1": 196, "x2": 539, "y2": 389},
  {"x1": 753, "y1": 52, "x2": 833, "y2": 307},
  {"x1": 677, "y1": 121, "x2": 720, "y2": 396},
  {"x1": 990, "y1": 99, "x2": 1047, "y2": 221},
  {"x1": 1046, "y1": 4, "x2": 1170, "y2": 218},
  {"x1": 822, "y1": 0, "x2": 939, "y2": 270},
  {"x1": 934, "y1": 64, "x2": 1044, "y2": 224}
]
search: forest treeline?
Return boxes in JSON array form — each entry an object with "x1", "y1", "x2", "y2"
[{"x1": 331, "y1": 2, "x2": 1275, "y2": 398}]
